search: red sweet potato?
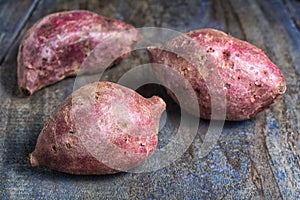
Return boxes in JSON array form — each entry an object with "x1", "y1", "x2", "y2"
[
  {"x1": 18, "y1": 10, "x2": 139, "y2": 95},
  {"x1": 148, "y1": 28, "x2": 286, "y2": 121},
  {"x1": 29, "y1": 82, "x2": 166, "y2": 175}
]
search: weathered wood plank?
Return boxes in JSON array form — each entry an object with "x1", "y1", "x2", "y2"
[
  {"x1": 0, "y1": 0, "x2": 39, "y2": 63},
  {"x1": 284, "y1": 0, "x2": 300, "y2": 31}
]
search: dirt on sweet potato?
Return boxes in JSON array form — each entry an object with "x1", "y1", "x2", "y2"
[
  {"x1": 148, "y1": 28, "x2": 286, "y2": 121},
  {"x1": 29, "y1": 81, "x2": 166, "y2": 175},
  {"x1": 18, "y1": 10, "x2": 139, "y2": 95}
]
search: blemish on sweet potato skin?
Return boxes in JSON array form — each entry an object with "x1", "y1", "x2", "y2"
[
  {"x1": 18, "y1": 10, "x2": 139, "y2": 95},
  {"x1": 29, "y1": 82, "x2": 166, "y2": 175},
  {"x1": 148, "y1": 28, "x2": 286, "y2": 121}
]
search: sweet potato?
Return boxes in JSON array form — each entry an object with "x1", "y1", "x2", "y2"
[
  {"x1": 18, "y1": 10, "x2": 139, "y2": 95},
  {"x1": 148, "y1": 28, "x2": 286, "y2": 121},
  {"x1": 29, "y1": 82, "x2": 166, "y2": 175}
]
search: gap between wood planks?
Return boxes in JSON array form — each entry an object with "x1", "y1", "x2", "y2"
[{"x1": 0, "y1": 0, "x2": 40, "y2": 64}]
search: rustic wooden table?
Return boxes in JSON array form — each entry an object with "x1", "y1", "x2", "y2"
[{"x1": 0, "y1": 0, "x2": 299, "y2": 199}]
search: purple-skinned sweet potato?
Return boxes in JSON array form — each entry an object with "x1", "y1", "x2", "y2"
[
  {"x1": 18, "y1": 10, "x2": 139, "y2": 95},
  {"x1": 148, "y1": 28, "x2": 286, "y2": 121},
  {"x1": 29, "y1": 82, "x2": 166, "y2": 175}
]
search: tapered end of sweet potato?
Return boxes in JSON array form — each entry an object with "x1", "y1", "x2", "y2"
[
  {"x1": 29, "y1": 152, "x2": 39, "y2": 167},
  {"x1": 149, "y1": 96, "x2": 166, "y2": 115}
]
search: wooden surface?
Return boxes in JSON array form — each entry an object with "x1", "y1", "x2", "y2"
[{"x1": 0, "y1": 0, "x2": 299, "y2": 199}]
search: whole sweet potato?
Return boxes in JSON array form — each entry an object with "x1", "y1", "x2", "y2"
[
  {"x1": 29, "y1": 82, "x2": 166, "y2": 175},
  {"x1": 18, "y1": 10, "x2": 139, "y2": 95},
  {"x1": 148, "y1": 28, "x2": 286, "y2": 121}
]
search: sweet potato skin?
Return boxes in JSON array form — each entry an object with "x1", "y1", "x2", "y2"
[
  {"x1": 18, "y1": 10, "x2": 139, "y2": 95},
  {"x1": 148, "y1": 28, "x2": 286, "y2": 121},
  {"x1": 29, "y1": 82, "x2": 166, "y2": 175}
]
